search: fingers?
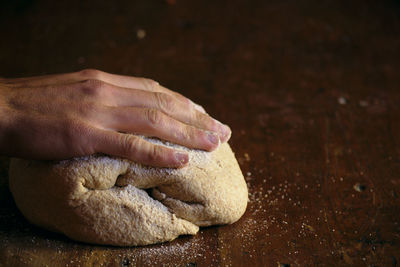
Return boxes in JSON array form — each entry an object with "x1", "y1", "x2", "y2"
[
  {"x1": 101, "y1": 107, "x2": 220, "y2": 151},
  {"x1": 6, "y1": 70, "x2": 191, "y2": 102},
  {"x1": 77, "y1": 70, "x2": 190, "y2": 104},
  {"x1": 148, "y1": 91, "x2": 230, "y2": 141},
  {"x1": 93, "y1": 129, "x2": 189, "y2": 168},
  {"x1": 102, "y1": 87, "x2": 231, "y2": 142},
  {"x1": 80, "y1": 70, "x2": 207, "y2": 114},
  {"x1": 8, "y1": 69, "x2": 208, "y2": 114}
]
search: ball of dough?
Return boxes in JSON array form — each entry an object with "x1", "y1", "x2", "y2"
[{"x1": 9, "y1": 138, "x2": 248, "y2": 246}]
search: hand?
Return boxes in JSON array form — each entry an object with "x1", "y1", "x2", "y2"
[{"x1": 0, "y1": 69, "x2": 231, "y2": 168}]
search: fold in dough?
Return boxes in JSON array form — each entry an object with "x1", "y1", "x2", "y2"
[{"x1": 9, "y1": 138, "x2": 248, "y2": 246}]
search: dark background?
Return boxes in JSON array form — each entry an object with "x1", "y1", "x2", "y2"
[{"x1": 0, "y1": 0, "x2": 400, "y2": 266}]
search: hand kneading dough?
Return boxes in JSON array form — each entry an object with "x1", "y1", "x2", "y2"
[{"x1": 9, "y1": 138, "x2": 248, "y2": 246}]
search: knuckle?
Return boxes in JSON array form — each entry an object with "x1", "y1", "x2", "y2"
[
  {"x1": 121, "y1": 135, "x2": 139, "y2": 155},
  {"x1": 78, "y1": 69, "x2": 103, "y2": 80},
  {"x1": 179, "y1": 125, "x2": 202, "y2": 146},
  {"x1": 208, "y1": 116, "x2": 220, "y2": 132},
  {"x1": 145, "y1": 108, "x2": 164, "y2": 127},
  {"x1": 181, "y1": 126, "x2": 196, "y2": 143},
  {"x1": 146, "y1": 145, "x2": 165, "y2": 163},
  {"x1": 80, "y1": 79, "x2": 108, "y2": 98},
  {"x1": 120, "y1": 136, "x2": 166, "y2": 165},
  {"x1": 197, "y1": 112, "x2": 219, "y2": 132},
  {"x1": 192, "y1": 109, "x2": 206, "y2": 125},
  {"x1": 155, "y1": 92, "x2": 175, "y2": 112},
  {"x1": 142, "y1": 78, "x2": 160, "y2": 92}
]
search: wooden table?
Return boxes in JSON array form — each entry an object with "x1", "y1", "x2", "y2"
[{"x1": 1, "y1": 1, "x2": 399, "y2": 266}]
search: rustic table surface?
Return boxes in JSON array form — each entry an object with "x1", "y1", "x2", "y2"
[{"x1": 1, "y1": 1, "x2": 399, "y2": 266}]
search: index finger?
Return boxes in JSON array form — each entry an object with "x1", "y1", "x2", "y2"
[{"x1": 6, "y1": 69, "x2": 207, "y2": 113}]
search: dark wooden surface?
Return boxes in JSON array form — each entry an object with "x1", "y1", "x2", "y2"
[{"x1": 1, "y1": 0, "x2": 400, "y2": 266}]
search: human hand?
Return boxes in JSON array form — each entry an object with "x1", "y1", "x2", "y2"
[{"x1": 0, "y1": 69, "x2": 231, "y2": 167}]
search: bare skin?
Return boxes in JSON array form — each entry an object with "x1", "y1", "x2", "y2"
[{"x1": 0, "y1": 69, "x2": 231, "y2": 168}]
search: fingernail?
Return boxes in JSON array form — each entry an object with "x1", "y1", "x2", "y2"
[
  {"x1": 207, "y1": 131, "x2": 219, "y2": 145},
  {"x1": 218, "y1": 123, "x2": 231, "y2": 142},
  {"x1": 175, "y1": 152, "x2": 189, "y2": 165}
]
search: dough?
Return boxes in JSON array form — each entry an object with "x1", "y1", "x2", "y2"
[{"x1": 8, "y1": 138, "x2": 248, "y2": 246}]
